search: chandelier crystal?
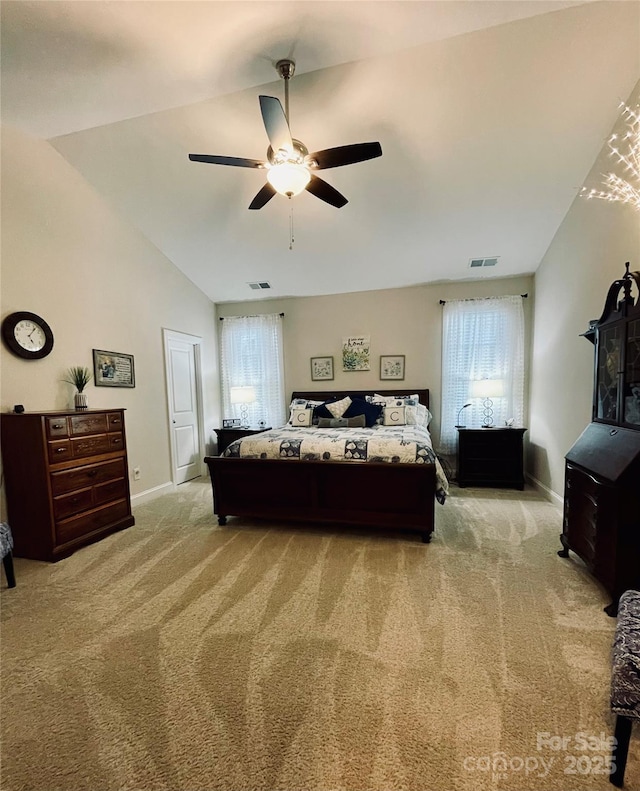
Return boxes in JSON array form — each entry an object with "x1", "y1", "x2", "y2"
[{"x1": 580, "y1": 101, "x2": 640, "y2": 211}]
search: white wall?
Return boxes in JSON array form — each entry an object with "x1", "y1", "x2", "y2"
[
  {"x1": 1, "y1": 125, "x2": 220, "y2": 507},
  {"x1": 217, "y1": 274, "x2": 534, "y2": 449},
  {"x1": 530, "y1": 81, "x2": 640, "y2": 498}
]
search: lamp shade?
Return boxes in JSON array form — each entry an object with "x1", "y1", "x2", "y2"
[
  {"x1": 230, "y1": 386, "x2": 256, "y2": 405},
  {"x1": 471, "y1": 379, "x2": 505, "y2": 399},
  {"x1": 267, "y1": 163, "x2": 311, "y2": 197}
]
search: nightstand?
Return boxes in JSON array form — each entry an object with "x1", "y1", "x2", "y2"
[
  {"x1": 215, "y1": 426, "x2": 271, "y2": 455},
  {"x1": 457, "y1": 427, "x2": 527, "y2": 489}
]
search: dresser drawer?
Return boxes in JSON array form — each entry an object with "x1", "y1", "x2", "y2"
[
  {"x1": 564, "y1": 464, "x2": 617, "y2": 569},
  {"x1": 107, "y1": 412, "x2": 123, "y2": 430},
  {"x1": 46, "y1": 417, "x2": 69, "y2": 438},
  {"x1": 108, "y1": 432, "x2": 124, "y2": 451},
  {"x1": 53, "y1": 487, "x2": 94, "y2": 520},
  {"x1": 71, "y1": 434, "x2": 112, "y2": 458},
  {"x1": 56, "y1": 500, "x2": 130, "y2": 545},
  {"x1": 94, "y1": 478, "x2": 128, "y2": 506},
  {"x1": 70, "y1": 413, "x2": 109, "y2": 436},
  {"x1": 48, "y1": 439, "x2": 72, "y2": 463},
  {"x1": 50, "y1": 459, "x2": 126, "y2": 496}
]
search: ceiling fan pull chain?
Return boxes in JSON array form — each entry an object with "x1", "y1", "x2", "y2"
[{"x1": 289, "y1": 203, "x2": 295, "y2": 250}]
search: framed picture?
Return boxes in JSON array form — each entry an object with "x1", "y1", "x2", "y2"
[
  {"x1": 311, "y1": 356, "x2": 334, "y2": 381},
  {"x1": 380, "y1": 355, "x2": 405, "y2": 380},
  {"x1": 342, "y1": 335, "x2": 370, "y2": 371},
  {"x1": 222, "y1": 418, "x2": 242, "y2": 428},
  {"x1": 93, "y1": 349, "x2": 135, "y2": 388}
]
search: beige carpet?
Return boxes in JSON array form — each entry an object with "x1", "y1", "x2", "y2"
[{"x1": 1, "y1": 480, "x2": 636, "y2": 791}]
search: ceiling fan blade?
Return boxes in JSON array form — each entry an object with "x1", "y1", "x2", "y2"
[
  {"x1": 307, "y1": 142, "x2": 382, "y2": 170},
  {"x1": 248, "y1": 183, "x2": 277, "y2": 210},
  {"x1": 305, "y1": 175, "x2": 348, "y2": 208},
  {"x1": 189, "y1": 154, "x2": 265, "y2": 168},
  {"x1": 259, "y1": 96, "x2": 293, "y2": 154}
]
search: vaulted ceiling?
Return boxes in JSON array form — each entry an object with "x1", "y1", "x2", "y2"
[{"x1": 2, "y1": 1, "x2": 638, "y2": 302}]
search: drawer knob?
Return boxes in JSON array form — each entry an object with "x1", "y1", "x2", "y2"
[
  {"x1": 53, "y1": 423, "x2": 64, "y2": 429},
  {"x1": 112, "y1": 438, "x2": 121, "y2": 444},
  {"x1": 56, "y1": 447, "x2": 66, "y2": 453},
  {"x1": 87, "y1": 470, "x2": 98, "y2": 478}
]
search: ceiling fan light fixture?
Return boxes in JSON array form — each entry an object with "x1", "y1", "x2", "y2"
[{"x1": 267, "y1": 162, "x2": 310, "y2": 197}]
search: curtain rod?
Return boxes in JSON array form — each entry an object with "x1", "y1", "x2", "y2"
[
  {"x1": 219, "y1": 313, "x2": 285, "y2": 320},
  {"x1": 439, "y1": 294, "x2": 528, "y2": 305}
]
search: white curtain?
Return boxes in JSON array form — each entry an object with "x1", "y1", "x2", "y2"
[
  {"x1": 440, "y1": 295, "x2": 525, "y2": 454},
  {"x1": 220, "y1": 314, "x2": 286, "y2": 428}
]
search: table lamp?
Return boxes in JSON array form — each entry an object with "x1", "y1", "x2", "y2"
[
  {"x1": 455, "y1": 403, "x2": 472, "y2": 428},
  {"x1": 471, "y1": 379, "x2": 504, "y2": 427},
  {"x1": 230, "y1": 386, "x2": 256, "y2": 428}
]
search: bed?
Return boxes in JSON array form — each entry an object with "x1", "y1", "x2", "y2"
[{"x1": 203, "y1": 389, "x2": 447, "y2": 542}]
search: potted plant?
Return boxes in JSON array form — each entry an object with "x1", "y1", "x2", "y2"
[{"x1": 64, "y1": 366, "x2": 92, "y2": 410}]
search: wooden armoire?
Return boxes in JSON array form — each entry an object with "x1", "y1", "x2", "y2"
[{"x1": 560, "y1": 263, "x2": 640, "y2": 616}]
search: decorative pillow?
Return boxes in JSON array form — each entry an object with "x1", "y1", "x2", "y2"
[
  {"x1": 317, "y1": 414, "x2": 366, "y2": 428},
  {"x1": 325, "y1": 396, "x2": 352, "y2": 419},
  {"x1": 289, "y1": 398, "x2": 324, "y2": 424},
  {"x1": 372, "y1": 393, "x2": 420, "y2": 405},
  {"x1": 290, "y1": 398, "x2": 324, "y2": 408},
  {"x1": 313, "y1": 397, "x2": 343, "y2": 419},
  {"x1": 343, "y1": 398, "x2": 383, "y2": 427},
  {"x1": 367, "y1": 394, "x2": 430, "y2": 426},
  {"x1": 383, "y1": 405, "x2": 406, "y2": 426},
  {"x1": 290, "y1": 407, "x2": 313, "y2": 426}
]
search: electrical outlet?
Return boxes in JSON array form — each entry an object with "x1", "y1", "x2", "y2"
[{"x1": 133, "y1": 467, "x2": 141, "y2": 480}]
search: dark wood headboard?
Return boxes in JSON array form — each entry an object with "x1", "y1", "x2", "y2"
[{"x1": 291, "y1": 389, "x2": 429, "y2": 408}]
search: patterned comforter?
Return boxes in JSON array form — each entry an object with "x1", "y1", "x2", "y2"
[{"x1": 222, "y1": 424, "x2": 449, "y2": 504}]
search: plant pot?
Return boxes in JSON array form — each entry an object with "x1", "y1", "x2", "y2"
[{"x1": 74, "y1": 392, "x2": 88, "y2": 410}]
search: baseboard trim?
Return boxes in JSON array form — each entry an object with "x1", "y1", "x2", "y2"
[
  {"x1": 131, "y1": 482, "x2": 175, "y2": 507},
  {"x1": 526, "y1": 473, "x2": 563, "y2": 506}
]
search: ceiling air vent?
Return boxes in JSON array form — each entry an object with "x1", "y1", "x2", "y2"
[
  {"x1": 248, "y1": 281, "x2": 271, "y2": 290},
  {"x1": 469, "y1": 257, "x2": 499, "y2": 269}
]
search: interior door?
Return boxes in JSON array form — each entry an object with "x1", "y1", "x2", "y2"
[{"x1": 165, "y1": 332, "x2": 202, "y2": 484}]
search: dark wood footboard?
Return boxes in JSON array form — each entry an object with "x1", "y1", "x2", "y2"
[{"x1": 203, "y1": 456, "x2": 436, "y2": 542}]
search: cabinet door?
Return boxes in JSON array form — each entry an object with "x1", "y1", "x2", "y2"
[
  {"x1": 623, "y1": 317, "x2": 640, "y2": 426},
  {"x1": 596, "y1": 324, "x2": 622, "y2": 422}
]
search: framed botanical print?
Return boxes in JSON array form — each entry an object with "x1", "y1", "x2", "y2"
[
  {"x1": 380, "y1": 355, "x2": 405, "y2": 380},
  {"x1": 311, "y1": 356, "x2": 334, "y2": 381},
  {"x1": 342, "y1": 335, "x2": 370, "y2": 371}
]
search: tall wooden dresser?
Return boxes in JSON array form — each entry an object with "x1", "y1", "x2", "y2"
[
  {"x1": 1, "y1": 408, "x2": 135, "y2": 561},
  {"x1": 560, "y1": 264, "x2": 640, "y2": 615}
]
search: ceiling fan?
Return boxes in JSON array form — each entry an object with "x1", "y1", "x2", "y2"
[{"x1": 188, "y1": 59, "x2": 382, "y2": 210}]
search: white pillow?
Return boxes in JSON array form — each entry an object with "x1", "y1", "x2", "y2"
[
  {"x1": 406, "y1": 403, "x2": 433, "y2": 427},
  {"x1": 383, "y1": 406, "x2": 406, "y2": 426},
  {"x1": 326, "y1": 396, "x2": 352, "y2": 418},
  {"x1": 374, "y1": 393, "x2": 420, "y2": 403},
  {"x1": 290, "y1": 407, "x2": 313, "y2": 426}
]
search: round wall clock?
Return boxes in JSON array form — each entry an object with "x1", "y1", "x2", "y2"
[{"x1": 1, "y1": 311, "x2": 54, "y2": 359}]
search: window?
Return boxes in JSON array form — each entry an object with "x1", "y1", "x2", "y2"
[
  {"x1": 220, "y1": 314, "x2": 286, "y2": 428},
  {"x1": 440, "y1": 295, "x2": 525, "y2": 454}
]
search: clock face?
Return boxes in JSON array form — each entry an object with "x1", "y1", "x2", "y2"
[
  {"x1": 1, "y1": 311, "x2": 54, "y2": 359},
  {"x1": 14, "y1": 319, "x2": 46, "y2": 352}
]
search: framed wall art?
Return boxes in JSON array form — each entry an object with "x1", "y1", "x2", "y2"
[
  {"x1": 93, "y1": 349, "x2": 135, "y2": 388},
  {"x1": 311, "y1": 356, "x2": 334, "y2": 381},
  {"x1": 342, "y1": 335, "x2": 370, "y2": 371},
  {"x1": 380, "y1": 355, "x2": 405, "y2": 380}
]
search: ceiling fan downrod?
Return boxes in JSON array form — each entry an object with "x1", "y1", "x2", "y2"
[{"x1": 276, "y1": 59, "x2": 295, "y2": 125}]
